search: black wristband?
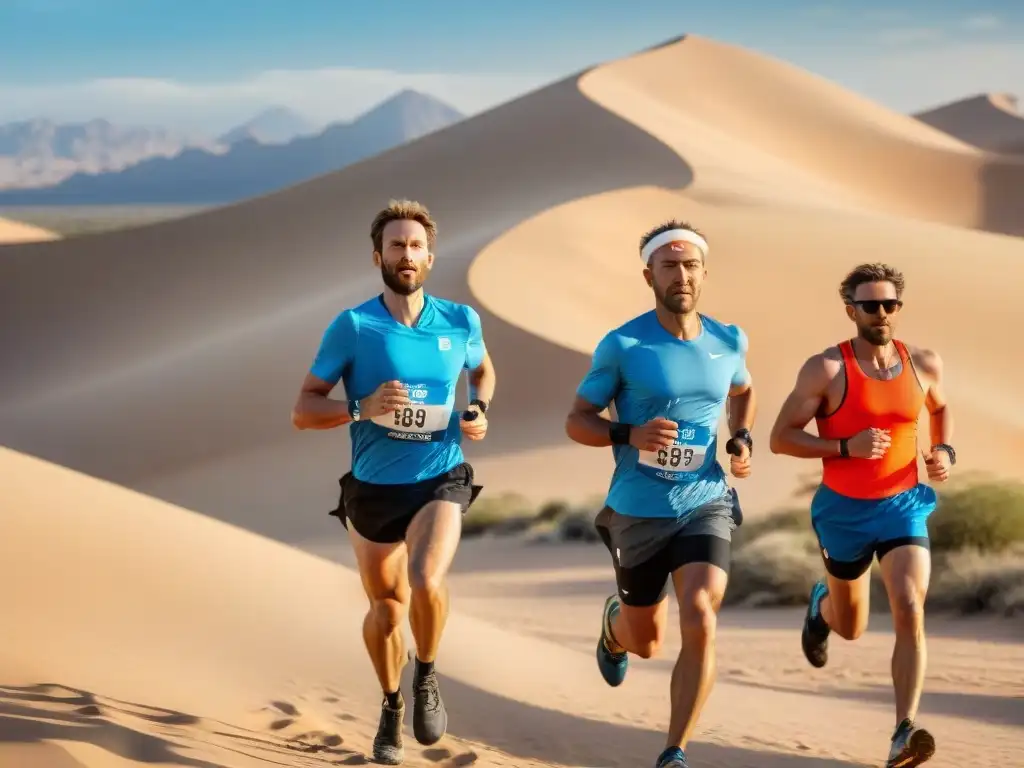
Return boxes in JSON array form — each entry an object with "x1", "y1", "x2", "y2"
[
  {"x1": 609, "y1": 422, "x2": 631, "y2": 445},
  {"x1": 932, "y1": 443, "x2": 956, "y2": 465},
  {"x1": 839, "y1": 438, "x2": 849, "y2": 458},
  {"x1": 469, "y1": 398, "x2": 488, "y2": 414},
  {"x1": 732, "y1": 428, "x2": 753, "y2": 452}
]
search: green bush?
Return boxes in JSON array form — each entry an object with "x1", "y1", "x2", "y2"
[
  {"x1": 928, "y1": 480, "x2": 1024, "y2": 553},
  {"x1": 462, "y1": 491, "x2": 535, "y2": 537}
]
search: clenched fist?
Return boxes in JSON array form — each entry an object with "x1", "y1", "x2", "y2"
[
  {"x1": 361, "y1": 380, "x2": 411, "y2": 419},
  {"x1": 922, "y1": 448, "x2": 951, "y2": 483},
  {"x1": 629, "y1": 418, "x2": 679, "y2": 452},
  {"x1": 846, "y1": 427, "x2": 891, "y2": 459}
]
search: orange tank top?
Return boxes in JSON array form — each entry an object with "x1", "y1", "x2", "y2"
[{"x1": 815, "y1": 339, "x2": 925, "y2": 499}]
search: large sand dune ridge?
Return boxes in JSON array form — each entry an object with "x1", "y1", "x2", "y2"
[{"x1": 2, "y1": 33, "x2": 1023, "y2": 768}]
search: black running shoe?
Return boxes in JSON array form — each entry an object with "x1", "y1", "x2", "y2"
[
  {"x1": 801, "y1": 579, "x2": 831, "y2": 668},
  {"x1": 886, "y1": 719, "x2": 936, "y2": 767},
  {"x1": 412, "y1": 669, "x2": 447, "y2": 745},
  {"x1": 371, "y1": 697, "x2": 404, "y2": 765}
]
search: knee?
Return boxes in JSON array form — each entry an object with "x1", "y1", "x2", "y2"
[
  {"x1": 620, "y1": 607, "x2": 666, "y2": 659},
  {"x1": 627, "y1": 619, "x2": 665, "y2": 659},
  {"x1": 890, "y1": 588, "x2": 926, "y2": 636},
  {"x1": 370, "y1": 595, "x2": 407, "y2": 634},
  {"x1": 679, "y1": 589, "x2": 720, "y2": 646},
  {"x1": 408, "y1": 566, "x2": 445, "y2": 596},
  {"x1": 832, "y1": 616, "x2": 867, "y2": 641}
]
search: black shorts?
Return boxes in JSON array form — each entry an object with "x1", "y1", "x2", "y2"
[
  {"x1": 329, "y1": 461, "x2": 482, "y2": 544},
  {"x1": 595, "y1": 492, "x2": 738, "y2": 608}
]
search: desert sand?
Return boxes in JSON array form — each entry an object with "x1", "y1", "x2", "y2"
[
  {"x1": 915, "y1": 93, "x2": 1024, "y2": 154},
  {"x1": 1, "y1": 33, "x2": 1022, "y2": 767},
  {"x1": 0, "y1": 215, "x2": 59, "y2": 244}
]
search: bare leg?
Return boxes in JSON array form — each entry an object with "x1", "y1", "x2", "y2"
[
  {"x1": 665, "y1": 562, "x2": 728, "y2": 752},
  {"x1": 403, "y1": 499, "x2": 463, "y2": 746},
  {"x1": 347, "y1": 526, "x2": 410, "y2": 694},
  {"x1": 879, "y1": 544, "x2": 931, "y2": 724},
  {"x1": 405, "y1": 500, "x2": 463, "y2": 664},
  {"x1": 819, "y1": 568, "x2": 873, "y2": 641},
  {"x1": 609, "y1": 597, "x2": 670, "y2": 659}
]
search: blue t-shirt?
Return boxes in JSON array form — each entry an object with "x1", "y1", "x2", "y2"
[
  {"x1": 310, "y1": 293, "x2": 487, "y2": 485},
  {"x1": 576, "y1": 311, "x2": 750, "y2": 519}
]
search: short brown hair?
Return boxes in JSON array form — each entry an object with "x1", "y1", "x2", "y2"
[
  {"x1": 839, "y1": 263, "x2": 905, "y2": 304},
  {"x1": 370, "y1": 199, "x2": 438, "y2": 254},
  {"x1": 638, "y1": 219, "x2": 707, "y2": 260}
]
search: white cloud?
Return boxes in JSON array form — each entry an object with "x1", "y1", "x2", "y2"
[
  {"x1": 0, "y1": 67, "x2": 554, "y2": 135},
  {"x1": 964, "y1": 14, "x2": 1001, "y2": 31},
  {"x1": 876, "y1": 27, "x2": 944, "y2": 45}
]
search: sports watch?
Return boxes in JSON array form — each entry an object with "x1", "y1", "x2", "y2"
[
  {"x1": 725, "y1": 428, "x2": 752, "y2": 456},
  {"x1": 347, "y1": 399, "x2": 362, "y2": 422},
  {"x1": 469, "y1": 398, "x2": 489, "y2": 414},
  {"x1": 931, "y1": 443, "x2": 956, "y2": 465}
]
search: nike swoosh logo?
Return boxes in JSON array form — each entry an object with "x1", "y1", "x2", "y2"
[{"x1": 709, "y1": 353, "x2": 724, "y2": 359}]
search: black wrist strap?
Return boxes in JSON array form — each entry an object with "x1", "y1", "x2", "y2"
[
  {"x1": 609, "y1": 422, "x2": 631, "y2": 445},
  {"x1": 839, "y1": 438, "x2": 850, "y2": 458},
  {"x1": 469, "y1": 398, "x2": 488, "y2": 414}
]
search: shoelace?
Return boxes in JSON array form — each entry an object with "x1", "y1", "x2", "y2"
[{"x1": 414, "y1": 674, "x2": 441, "y2": 711}]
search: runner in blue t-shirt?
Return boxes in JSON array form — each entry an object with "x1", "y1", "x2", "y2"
[
  {"x1": 292, "y1": 200, "x2": 496, "y2": 765},
  {"x1": 566, "y1": 220, "x2": 756, "y2": 768}
]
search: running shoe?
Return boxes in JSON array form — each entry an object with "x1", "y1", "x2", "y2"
[
  {"x1": 655, "y1": 746, "x2": 688, "y2": 767},
  {"x1": 371, "y1": 696, "x2": 404, "y2": 765},
  {"x1": 596, "y1": 594, "x2": 628, "y2": 687},
  {"x1": 801, "y1": 579, "x2": 831, "y2": 668},
  {"x1": 412, "y1": 667, "x2": 447, "y2": 745},
  {"x1": 886, "y1": 719, "x2": 935, "y2": 767}
]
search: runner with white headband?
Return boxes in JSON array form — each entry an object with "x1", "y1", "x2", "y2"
[{"x1": 566, "y1": 219, "x2": 756, "y2": 768}]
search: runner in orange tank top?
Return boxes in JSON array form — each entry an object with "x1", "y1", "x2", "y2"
[{"x1": 769, "y1": 263, "x2": 955, "y2": 768}]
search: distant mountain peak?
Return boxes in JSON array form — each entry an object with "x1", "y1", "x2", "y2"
[{"x1": 218, "y1": 107, "x2": 317, "y2": 146}]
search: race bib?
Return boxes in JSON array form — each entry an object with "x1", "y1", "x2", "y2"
[
  {"x1": 370, "y1": 385, "x2": 452, "y2": 442},
  {"x1": 636, "y1": 422, "x2": 712, "y2": 481}
]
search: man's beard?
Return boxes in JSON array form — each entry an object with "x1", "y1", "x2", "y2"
[
  {"x1": 656, "y1": 284, "x2": 696, "y2": 314},
  {"x1": 381, "y1": 262, "x2": 427, "y2": 295},
  {"x1": 857, "y1": 322, "x2": 892, "y2": 346}
]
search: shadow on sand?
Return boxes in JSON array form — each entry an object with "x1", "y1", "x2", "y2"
[{"x1": 430, "y1": 674, "x2": 868, "y2": 768}]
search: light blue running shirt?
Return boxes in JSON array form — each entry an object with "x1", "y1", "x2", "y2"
[
  {"x1": 310, "y1": 293, "x2": 487, "y2": 485},
  {"x1": 577, "y1": 311, "x2": 750, "y2": 519}
]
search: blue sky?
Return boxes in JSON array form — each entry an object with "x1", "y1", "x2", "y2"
[{"x1": 1, "y1": 0, "x2": 1021, "y2": 134}]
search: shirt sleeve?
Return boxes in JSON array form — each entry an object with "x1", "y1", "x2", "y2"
[
  {"x1": 732, "y1": 325, "x2": 751, "y2": 388},
  {"x1": 310, "y1": 310, "x2": 358, "y2": 385},
  {"x1": 576, "y1": 331, "x2": 622, "y2": 409},
  {"x1": 464, "y1": 305, "x2": 487, "y2": 370}
]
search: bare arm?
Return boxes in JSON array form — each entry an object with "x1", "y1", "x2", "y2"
[
  {"x1": 727, "y1": 380, "x2": 756, "y2": 436},
  {"x1": 769, "y1": 354, "x2": 842, "y2": 458},
  {"x1": 915, "y1": 347, "x2": 952, "y2": 446},
  {"x1": 565, "y1": 396, "x2": 616, "y2": 447},
  {"x1": 467, "y1": 350, "x2": 496, "y2": 410},
  {"x1": 292, "y1": 374, "x2": 352, "y2": 430}
]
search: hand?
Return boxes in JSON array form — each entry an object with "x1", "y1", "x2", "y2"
[
  {"x1": 922, "y1": 447, "x2": 951, "y2": 483},
  {"x1": 846, "y1": 427, "x2": 891, "y2": 459},
  {"x1": 628, "y1": 417, "x2": 679, "y2": 452},
  {"x1": 460, "y1": 404, "x2": 488, "y2": 441},
  {"x1": 360, "y1": 380, "x2": 410, "y2": 419},
  {"x1": 728, "y1": 441, "x2": 752, "y2": 479}
]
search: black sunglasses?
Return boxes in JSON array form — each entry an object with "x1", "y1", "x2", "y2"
[{"x1": 853, "y1": 299, "x2": 902, "y2": 314}]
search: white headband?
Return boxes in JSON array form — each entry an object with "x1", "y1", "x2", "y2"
[{"x1": 640, "y1": 228, "x2": 708, "y2": 264}]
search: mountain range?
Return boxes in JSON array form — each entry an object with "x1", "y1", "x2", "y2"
[{"x1": 0, "y1": 90, "x2": 464, "y2": 205}]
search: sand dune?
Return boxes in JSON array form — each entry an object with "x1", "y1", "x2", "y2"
[
  {"x1": 915, "y1": 93, "x2": 1024, "y2": 154},
  {"x1": 2, "y1": 35, "x2": 1022, "y2": 541},
  {"x1": 0, "y1": 215, "x2": 59, "y2": 244},
  {"x1": 2, "y1": 32, "x2": 1023, "y2": 768},
  {"x1": 4, "y1": 446, "x2": 1022, "y2": 767}
]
